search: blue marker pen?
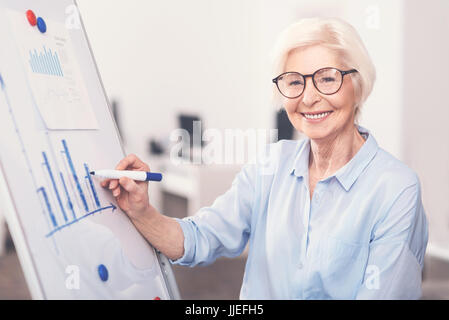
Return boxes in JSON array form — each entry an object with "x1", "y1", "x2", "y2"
[{"x1": 90, "y1": 170, "x2": 162, "y2": 182}]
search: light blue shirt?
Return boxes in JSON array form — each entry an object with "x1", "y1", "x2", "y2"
[{"x1": 171, "y1": 125, "x2": 429, "y2": 299}]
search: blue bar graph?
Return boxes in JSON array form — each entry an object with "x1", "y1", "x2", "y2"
[
  {"x1": 37, "y1": 187, "x2": 58, "y2": 228},
  {"x1": 62, "y1": 139, "x2": 89, "y2": 212},
  {"x1": 29, "y1": 46, "x2": 64, "y2": 77},
  {"x1": 45, "y1": 203, "x2": 116, "y2": 238},
  {"x1": 38, "y1": 139, "x2": 117, "y2": 238},
  {"x1": 0, "y1": 72, "x2": 116, "y2": 243},
  {"x1": 60, "y1": 172, "x2": 76, "y2": 220},
  {"x1": 42, "y1": 151, "x2": 68, "y2": 223},
  {"x1": 84, "y1": 163, "x2": 101, "y2": 208}
]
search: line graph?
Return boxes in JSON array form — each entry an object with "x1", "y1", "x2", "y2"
[{"x1": 45, "y1": 203, "x2": 116, "y2": 238}]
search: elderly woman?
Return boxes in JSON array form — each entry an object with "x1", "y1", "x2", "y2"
[{"x1": 102, "y1": 18, "x2": 428, "y2": 299}]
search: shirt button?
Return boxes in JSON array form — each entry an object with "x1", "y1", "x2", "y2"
[{"x1": 297, "y1": 262, "x2": 304, "y2": 269}]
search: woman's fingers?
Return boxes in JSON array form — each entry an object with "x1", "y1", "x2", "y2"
[
  {"x1": 102, "y1": 154, "x2": 150, "y2": 194},
  {"x1": 101, "y1": 179, "x2": 116, "y2": 189},
  {"x1": 115, "y1": 154, "x2": 150, "y2": 172},
  {"x1": 118, "y1": 177, "x2": 138, "y2": 194},
  {"x1": 100, "y1": 179, "x2": 119, "y2": 190},
  {"x1": 109, "y1": 180, "x2": 119, "y2": 190},
  {"x1": 110, "y1": 177, "x2": 136, "y2": 198},
  {"x1": 112, "y1": 186, "x2": 120, "y2": 197}
]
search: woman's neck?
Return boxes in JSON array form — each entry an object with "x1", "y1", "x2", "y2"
[{"x1": 308, "y1": 124, "x2": 366, "y2": 180}]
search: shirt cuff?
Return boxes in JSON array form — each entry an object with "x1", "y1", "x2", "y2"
[{"x1": 169, "y1": 217, "x2": 195, "y2": 266}]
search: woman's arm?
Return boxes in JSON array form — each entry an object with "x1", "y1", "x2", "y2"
[
  {"x1": 171, "y1": 161, "x2": 256, "y2": 266},
  {"x1": 129, "y1": 204, "x2": 185, "y2": 261},
  {"x1": 356, "y1": 181, "x2": 428, "y2": 299},
  {"x1": 103, "y1": 152, "x2": 258, "y2": 265}
]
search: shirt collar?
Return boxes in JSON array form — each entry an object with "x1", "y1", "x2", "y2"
[{"x1": 290, "y1": 125, "x2": 379, "y2": 191}]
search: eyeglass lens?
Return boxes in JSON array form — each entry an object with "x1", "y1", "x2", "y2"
[{"x1": 277, "y1": 68, "x2": 343, "y2": 98}]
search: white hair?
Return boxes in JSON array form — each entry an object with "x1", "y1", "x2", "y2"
[{"x1": 271, "y1": 17, "x2": 376, "y2": 123}]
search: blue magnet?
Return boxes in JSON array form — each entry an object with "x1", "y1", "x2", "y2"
[
  {"x1": 37, "y1": 17, "x2": 46, "y2": 33},
  {"x1": 97, "y1": 264, "x2": 108, "y2": 282}
]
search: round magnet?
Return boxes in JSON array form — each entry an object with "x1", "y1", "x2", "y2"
[
  {"x1": 97, "y1": 264, "x2": 109, "y2": 282},
  {"x1": 26, "y1": 10, "x2": 37, "y2": 26},
  {"x1": 37, "y1": 17, "x2": 46, "y2": 33}
]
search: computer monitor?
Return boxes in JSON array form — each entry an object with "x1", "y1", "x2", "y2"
[{"x1": 276, "y1": 109, "x2": 294, "y2": 140}]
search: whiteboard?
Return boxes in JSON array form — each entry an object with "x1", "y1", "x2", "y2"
[{"x1": 0, "y1": 0, "x2": 179, "y2": 299}]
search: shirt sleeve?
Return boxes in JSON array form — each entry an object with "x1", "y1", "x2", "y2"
[
  {"x1": 356, "y1": 180, "x2": 429, "y2": 299},
  {"x1": 169, "y1": 161, "x2": 257, "y2": 267}
]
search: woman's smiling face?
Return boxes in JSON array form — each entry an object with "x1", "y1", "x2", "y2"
[{"x1": 283, "y1": 45, "x2": 357, "y2": 141}]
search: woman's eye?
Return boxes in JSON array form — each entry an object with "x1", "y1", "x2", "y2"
[
  {"x1": 320, "y1": 77, "x2": 335, "y2": 83},
  {"x1": 289, "y1": 80, "x2": 303, "y2": 86}
]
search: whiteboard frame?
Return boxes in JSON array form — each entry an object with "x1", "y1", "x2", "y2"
[
  {"x1": 0, "y1": 0, "x2": 180, "y2": 300},
  {"x1": 0, "y1": 161, "x2": 44, "y2": 299}
]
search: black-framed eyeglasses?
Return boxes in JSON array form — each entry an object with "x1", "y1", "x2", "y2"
[{"x1": 272, "y1": 67, "x2": 358, "y2": 99}]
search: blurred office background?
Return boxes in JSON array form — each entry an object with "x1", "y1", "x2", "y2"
[{"x1": 1, "y1": 0, "x2": 448, "y2": 299}]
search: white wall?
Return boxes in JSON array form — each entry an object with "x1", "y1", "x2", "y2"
[
  {"x1": 402, "y1": 0, "x2": 449, "y2": 256},
  {"x1": 342, "y1": 0, "x2": 405, "y2": 159},
  {"x1": 77, "y1": 0, "x2": 406, "y2": 157},
  {"x1": 77, "y1": 0, "x2": 270, "y2": 157},
  {"x1": 76, "y1": 0, "x2": 448, "y2": 255}
]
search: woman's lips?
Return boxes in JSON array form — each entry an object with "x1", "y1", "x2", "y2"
[{"x1": 300, "y1": 111, "x2": 333, "y2": 122}]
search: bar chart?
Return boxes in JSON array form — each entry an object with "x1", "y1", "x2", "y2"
[
  {"x1": 0, "y1": 9, "x2": 173, "y2": 300},
  {"x1": 29, "y1": 46, "x2": 64, "y2": 77},
  {"x1": 39, "y1": 139, "x2": 117, "y2": 238},
  {"x1": 1, "y1": 72, "x2": 116, "y2": 241}
]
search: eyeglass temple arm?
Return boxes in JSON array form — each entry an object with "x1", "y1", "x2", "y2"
[{"x1": 341, "y1": 69, "x2": 358, "y2": 76}]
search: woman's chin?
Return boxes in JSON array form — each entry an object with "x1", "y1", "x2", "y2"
[
  {"x1": 298, "y1": 123, "x2": 331, "y2": 140},
  {"x1": 304, "y1": 131, "x2": 329, "y2": 140}
]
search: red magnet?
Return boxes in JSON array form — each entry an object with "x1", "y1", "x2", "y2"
[{"x1": 26, "y1": 10, "x2": 37, "y2": 26}]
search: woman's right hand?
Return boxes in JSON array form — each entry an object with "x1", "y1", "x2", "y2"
[
  {"x1": 100, "y1": 154, "x2": 153, "y2": 221},
  {"x1": 101, "y1": 154, "x2": 185, "y2": 261}
]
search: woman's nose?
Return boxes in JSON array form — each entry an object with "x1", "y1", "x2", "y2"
[{"x1": 302, "y1": 77, "x2": 322, "y2": 106}]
